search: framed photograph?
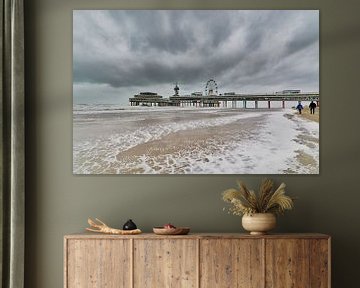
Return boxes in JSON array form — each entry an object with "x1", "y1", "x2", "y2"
[{"x1": 73, "y1": 10, "x2": 319, "y2": 175}]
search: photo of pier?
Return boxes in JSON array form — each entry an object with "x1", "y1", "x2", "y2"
[{"x1": 73, "y1": 10, "x2": 319, "y2": 174}]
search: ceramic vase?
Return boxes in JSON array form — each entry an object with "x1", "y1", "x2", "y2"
[{"x1": 242, "y1": 213, "x2": 276, "y2": 235}]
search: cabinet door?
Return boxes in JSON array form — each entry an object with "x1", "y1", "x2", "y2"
[
  {"x1": 134, "y1": 239, "x2": 198, "y2": 288},
  {"x1": 200, "y1": 239, "x2": 264, "y2": 288},
  {"x1": 66, "y1": 239, "x2": 131, "y2": 288},
  {"x1": 309, "y1": 239, "x2": 330, "y2": 288},
  {"x1": 266, "y1": 239, "x2": 311, "y2": 288}
]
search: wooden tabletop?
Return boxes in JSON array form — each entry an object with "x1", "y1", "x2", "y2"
[{"x1": 65, "y1": 232, "x2": 330, "y2": 240}]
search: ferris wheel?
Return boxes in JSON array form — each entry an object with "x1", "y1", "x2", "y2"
[{"x1": 205, "y1": 79, "x2": 218, "y2": 96}]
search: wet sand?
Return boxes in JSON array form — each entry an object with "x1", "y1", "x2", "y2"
[
  {"x1": 285, "y1": 108, "x2": 319, "y2": 173},
  {"x1": 116, "y1": 116, "x2": 265, "y2": 174}
]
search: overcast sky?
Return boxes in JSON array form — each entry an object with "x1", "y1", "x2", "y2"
[{"x1": 73, "y1": 10, "x2": 319, "y2": 105}]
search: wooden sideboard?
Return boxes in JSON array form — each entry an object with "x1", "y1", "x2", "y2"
[{"x1": 64, "y1": 233, "x2": 330, "y2": 288}]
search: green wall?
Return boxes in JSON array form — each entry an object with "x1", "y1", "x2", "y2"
[{"x1": 25, "y1": 0, "x2": 360, "y2": 287}]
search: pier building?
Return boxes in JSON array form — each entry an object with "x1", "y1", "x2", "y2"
[
  {"x1": 174, "y1": 83, "x2": 179, "y2": 96},
  {"x1": 129, "y1": 92, "x2": 170, "y2": 106}
]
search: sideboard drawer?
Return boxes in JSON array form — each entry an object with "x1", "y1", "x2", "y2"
[
  {"x1": 200, "y1": 239, "x2": 263, "y2": 288},
  {"x1": 66, "y1": 239, "x2": 131, "y2": 288},
  {"x1": 265, "y1": 238, "x2": 329, "y2": 288},
  {"x1": 134, "y1": 239, "x2": 198, "y2": 288}
]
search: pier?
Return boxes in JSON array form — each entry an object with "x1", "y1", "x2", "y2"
[
  {"x1": 169, "y1": 92, "x2": 319, "y2": 108},
  {"x1": 129, "y1": 92, "x2": 319, "y2": 108},
  {"x1": 129, "y1": 80, "x2": 319, "y2": 108}
]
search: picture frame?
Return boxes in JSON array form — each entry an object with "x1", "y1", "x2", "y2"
[{"x1": 73, "y1": 9, "x2": 319, "y2": 175}]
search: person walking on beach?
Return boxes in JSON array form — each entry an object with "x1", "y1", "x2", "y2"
[
  {"x1": 296, "y1": 101, "x2": 304, "y2": 114},
  {"x1": 309, "y1": 101, "x2": 317, "y2": 114}
]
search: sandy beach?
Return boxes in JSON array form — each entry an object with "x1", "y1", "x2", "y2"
[
  {"x1": 298, "y1": 106, "x2": 320, "y2": 122},
  {"x1": 73, "y1": 105, "x2": 319, "y2": 174}
]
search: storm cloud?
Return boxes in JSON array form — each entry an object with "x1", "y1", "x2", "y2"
[{"x1": 73, "y1": 10, "x2": 319, "y2": 104}]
